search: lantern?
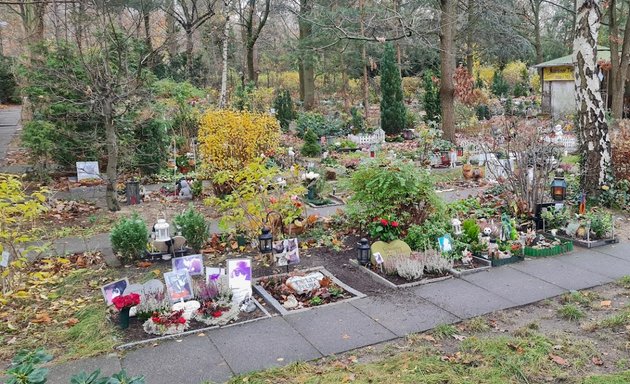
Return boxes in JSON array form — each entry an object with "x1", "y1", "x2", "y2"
[
  {"x1": 154, "y1": 219, "x2": 170, "y2": 242},
  {"x1": 258, "y1": 227, "x2": 273, "y2": 254},
  {"x1": 357, "y1": 238, "x2": 371, "y2": 266},
  {"x1": 550, "y1": 174, "x2": 567, "y2": 202},
  {"x1": 456, "y1": 146, "x2": 464, "y2": 157}
]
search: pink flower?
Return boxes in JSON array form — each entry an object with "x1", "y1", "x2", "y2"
[{"x1": 380, "y1": 219, "x2": 389, "y2": 226}]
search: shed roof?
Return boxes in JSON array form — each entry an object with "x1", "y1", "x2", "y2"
[{"x1": 534, "y1": 47, "x2": 611, "y2": 68}]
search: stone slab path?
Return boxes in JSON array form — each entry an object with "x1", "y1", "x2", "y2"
[
  {"x1": 0, "y1": 106, "x2": 21, "y2": 167},
  {"x1": 41, "y1": 241, "x2": 630, "y2": 384}
]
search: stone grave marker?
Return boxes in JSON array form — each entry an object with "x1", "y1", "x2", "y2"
[
  {"x1": 286, "y1": 272, "x2": 325, "y2": 294},
  {"x1": 370, "y1": 240, "x2": 412, "y2": 265}
]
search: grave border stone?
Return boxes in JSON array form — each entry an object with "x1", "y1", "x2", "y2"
[{"x1": 253, "y1": 266, "x2": 366, "y2": 316}]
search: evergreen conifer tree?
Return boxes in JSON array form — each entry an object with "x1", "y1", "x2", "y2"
[
  {"x1": 273, "y1": 89, "x2": 294, "y2": 132},
  {"x1": 301, "y1": 129, "x2": 321, "y2": 157},
  {"x1": 380, "y1": 43, "x2": 406, "y2": 135},
  {"x1": 423, "y1": 70, "x2": 441, "y2": 123}
]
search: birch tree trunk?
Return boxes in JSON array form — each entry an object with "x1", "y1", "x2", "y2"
[
  {"x1": 573, "y1": 0, "x2": 612, "y2": 193},
  {"x1": 219, "y1": 15, "x2": 230, "y2": 108}
]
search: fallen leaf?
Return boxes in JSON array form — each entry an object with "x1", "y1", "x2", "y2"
[
  {"x1": 66, "y1": 318, "x2": 80, "y2": 327},
  {"x1": 276, "y1": 357, "x2": 284, "y2": 362},
  {"x1": 197, "y1": 332, "x2": 205, "y2": 337},
  {"x1": 136, "y1": 261, "x2": 153, "y2": 268},
  {"x1": 600, "y1": 300, "x2": 612, "y2": 308},
  {"x1": 592, "y1": 356, "x2": 604, "y2": 366},
  {"x1": 549, "y1": 353, "x2": 570, "y2": 367},
  {"x1": 452, "y1": 334, "x2": 466, "y2": 341},
  {"x1": 342, "y1": 334, "x2": 351, "y2": 340},
  {"x1": 508, "y1": 343, "x2": 525, "y2": 354},
  {"x1": 348, "y1": 355, "x2": 358, "y2": 363},
  {"x1": 32, "y1": 312, "x2": 52, "y2": 324},
  {"x1": 7, "y1": 337, "x2": 17, "y2": 345},
  {"x1": 418, "y1": 334, "x2": 436, "y2": 343}
]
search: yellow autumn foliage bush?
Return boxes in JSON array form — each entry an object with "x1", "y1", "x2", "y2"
[
  {"x1": 198, "y1": 110, "x2": 280, "y2": 173},
  {"x1": 503, "y1": 61, "x2": 527, "y2": 87}
]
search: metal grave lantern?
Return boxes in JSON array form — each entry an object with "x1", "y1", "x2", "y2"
[
  {"x1": 550, "y1": 170, "x2": 567, "y2": 202},
  {"x1": 357, "y1": 238, "x2": 371, "y2": 266},
  {"x1": 154, "y1": 219, "x2": 170, "y2": 241},
  {"x1": 258, "y1": 227, "x2": 273, "y2": 254}
]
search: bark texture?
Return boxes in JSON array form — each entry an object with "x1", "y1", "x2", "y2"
[
  {"x1": 573, "y1": 0, "x2": 612, "y2": 193},
  {"x1": 608, "y1": 0, "x2": 630, "y2": 119},
  {"x1": 439, "y1": 0, "x2": 456, "y2": 142},
  {"x1": 298, "y1": 0, "x2": 315, "y2": 110}
]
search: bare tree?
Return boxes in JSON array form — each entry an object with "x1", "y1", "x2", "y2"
[
  {"x1": 163, "y1": 0, "x2": 218, "y2": 80},
  {"x1": 237, "y1": 0, "x2": 270, "y2": 85},
  {"x1": 574, "y1": 0, "x2": 612, "y2": 193}
]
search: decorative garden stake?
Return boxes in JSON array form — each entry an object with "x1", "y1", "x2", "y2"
[
  {"x1": 357, "y1": 238, "x2": 371, "y2": 266},
  {"x1": 550, "y1": 169, "x2": 567, "y2": 202}
]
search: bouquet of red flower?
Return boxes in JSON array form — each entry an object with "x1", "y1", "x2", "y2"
[
  {"x1": 150, "y1": 309, "x2": 187, "y2": 326},
  {"x1": 112, "y1": 293, "x2": 141, "y2": 311},
  {"x1": 193, "y1": 299, "x2": 239, "y2": 326},
  {"x1": 368, "y1": 216, "x2": 402, "y2": 242},
  {"x1": 143, "y1": 309, "x2": 189, "y2": 336}
]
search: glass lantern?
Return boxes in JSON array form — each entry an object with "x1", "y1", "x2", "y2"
[
  {"x1": 550, "y1": 177, "x2": 567, "y2": 202},
  {"x1": 258, "y1": 227, "x2": 273, "y2": 254},
  {"x1": 357, "y1": 238, "x2": 371, "y2": 266},
  {"x1": 154, "y1": 219, "x2": 170, "y2": 241}
]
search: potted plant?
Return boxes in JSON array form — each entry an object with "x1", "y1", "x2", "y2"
[
  {"x1": 112, "y1": 293, "x2": 141, "y2": 329},
  {"x1": 368, "y1": 217, "x2": 402, "y2": 243}
]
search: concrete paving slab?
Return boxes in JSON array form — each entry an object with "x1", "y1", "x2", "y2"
[
  {"x1": 510, "y1": 256, "x2": 612, "y2": 291},
  {"x1": 122, "y1": 334, "x2": 232, "y2": 384},
  {"x1": 351, "y1": 294, "x2": 460, "y2": 337},
  {"x1": 556, "y1": 250, "x2": 630, "y2": 279},
  {"x1": 207, "y1": 316, "x2": 322, "y2": 375},
  {"x1": 414, "y1": 277, "x2": 516, "y2": 318},
  {"x1": 46, "y1": 355, "x2": 122, "y2": 384},
  {"x1": 463, "y1": 267, "x2": 566, "y2": 306},
  {"x1": 284, "y1": 302, "x2": 397, "y2": 356},
  {"x1": 593, "y1": 241, "x2": 630, "y2": 262}
]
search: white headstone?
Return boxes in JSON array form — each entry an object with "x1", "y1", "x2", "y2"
[{"x1": 286, "y1": 272, "x2": 324, "y2": 295}]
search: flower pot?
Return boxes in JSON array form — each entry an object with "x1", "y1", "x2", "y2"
[
  {"x1": 284, "y1": 223, "x2": 305, "y2": 236},
  {"x1": 119, "y1": 307, "x2": 131, "y2": 329}
]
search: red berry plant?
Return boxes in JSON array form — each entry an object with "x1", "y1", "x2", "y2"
[{"x1": 368, "y1": 216, "x2": 402, "y2": 242}]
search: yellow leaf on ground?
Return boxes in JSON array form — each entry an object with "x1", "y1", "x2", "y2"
[{"x1": 12, "y1": 291, "x2": 30, "y2": 299}]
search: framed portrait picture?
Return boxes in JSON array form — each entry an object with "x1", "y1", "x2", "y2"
[
  {"x1": 227, "y1": 258, "x2": 252, "y2": 289},
  {"x1": 438, "y1": 234, "x2": 454, "y2": 253},
  {"x1": 206, "y1": 267, "x2": 225, "y2": 284},
  {"x1": 172, "y1": 254, "x2": 204, "y2": 276},
  {"x1": 101, "y1": 278, "x2": 129, "y2": 306},
  {"x1": 272, "y1": 238, "x2": 300, "y2": 267},
  {"x1": 164, "y1": 270, "x2": 194, "y2": 302}
]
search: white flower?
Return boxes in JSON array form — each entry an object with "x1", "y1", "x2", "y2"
[{"x1": 301, "y1": 172, "x2": 320, "y2": 181}]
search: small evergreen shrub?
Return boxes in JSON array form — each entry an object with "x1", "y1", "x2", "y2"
[
  {"x1": 380, "y1": 43, "x2": 406, "y2": 134},
  {"x1": 110, "y1": 213, "x2": 149, "y2": 262},
  {"x1": 491, "y1": 71, "x2": 510, "y2": 97},
  {"x1": 301, "y1": 129, "x2": 322, "y2": 157},
  {"x1": 273, "y1": 89, "x2": 294, "y2": 132},
  {"x1": 174, "y1": 204, "x2": 209, "y2": 252},
  {"x1": 422, "y1": 70, "x2": 441, "y2": 123}
]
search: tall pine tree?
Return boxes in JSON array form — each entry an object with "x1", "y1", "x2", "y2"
[{"x1": 380, "y1": 43, "x2": 406, "y2": 135}]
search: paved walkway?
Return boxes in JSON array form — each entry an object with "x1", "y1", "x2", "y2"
[
  {"x1": 0, "y1": 105, "x2": 21, "y2": 167},
  {"x1": 43, "y1": 241, "x2": 630, "y2": 384}
]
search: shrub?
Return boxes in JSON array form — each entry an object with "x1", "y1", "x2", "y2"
[
  {"x1": 476, "y1": 105, "x2": 491, "y2": 120},
  {"x1": 174, "y1": 205, "x2": 209, "y2": 252},
  {"x1": 301, "y1": 129, "x2": 322, "y2": 157},
  {"x1": 198, "y1": 109, "x2": 280, "y2": 173},
  {"x1": 346, "y1": 159, "x2": 443, "y2": 228},
  {"x1": 273, "y1": 89, "x2": 294, "y2": 132},
  {"x1": 110, "y1": 213, "x2": 149, "y2": 262},
  {"x1": 380, "y1": 43, "x2": 406, "y2": 135},
  {"x1": 0, "y1": 55, "x2": 17, "y2": 104},
  {"x1": 134, "y1": 119, "x2": 169, "y2": 175},
  {"x1": 502, "y1": 61, "x2": 527, "y2": 88},
  {"x1": 295, "y1": 112, "x2": 341, "y2": 138},
  {"x1": 21, "y1": 120, "x2": 56, "y2": 170},
  {"x1": 422, "y1": 70, "x2": 441, "y2": 123},
  {"x1": 405, "y1": 215, "x2": 450, "y2": 251},
  {"x1": 347, "y1": 106, "x2": 366, "y2": 133},
  {"x1": 491, "y1": 71, "x2": 510, "y2": 97}
]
